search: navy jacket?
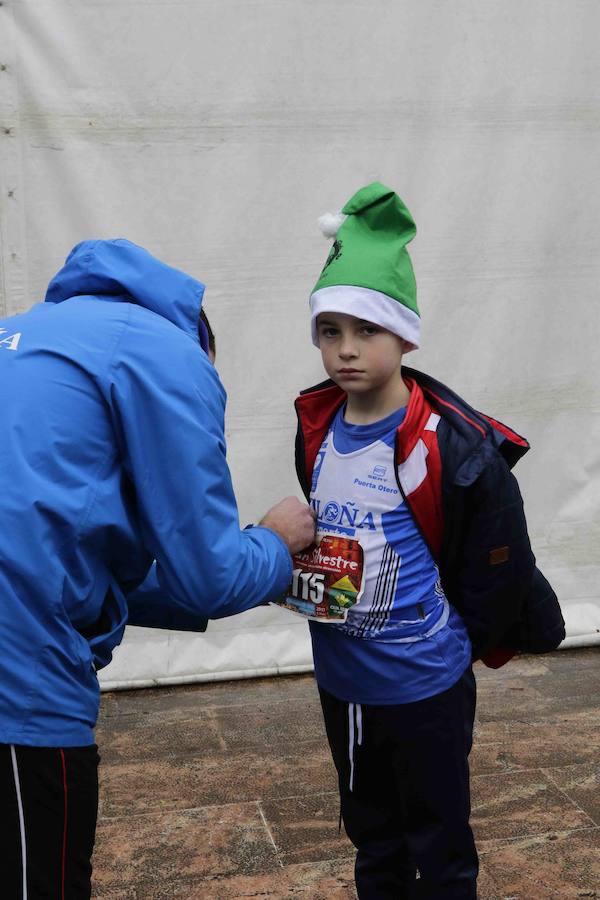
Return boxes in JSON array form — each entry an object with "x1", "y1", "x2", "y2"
[{"x1": 295, "y1": 368, "x2": 565, "y2": 666}]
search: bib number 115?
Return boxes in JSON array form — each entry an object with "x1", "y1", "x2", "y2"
[{"x1": 291, "y1": 569, "x2": 325, "y2": 604}]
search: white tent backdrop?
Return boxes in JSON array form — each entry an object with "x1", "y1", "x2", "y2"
[{"x1": 1, "y1": 1, "x2": 598, "y2": 690}]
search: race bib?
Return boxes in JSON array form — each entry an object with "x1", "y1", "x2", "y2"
[{"x1": 273, "y1": 534, "x2": 365, "y2": 622}]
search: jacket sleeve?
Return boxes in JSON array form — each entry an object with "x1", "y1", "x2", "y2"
[
  {"x1": 451, "y1": 450, "x2": 536, "y2": 660},
  {"x1": 108, "y1": 309, "x2": 292, "y2": 626},
  {"x1": 125, "y1": 563, "x2": 209, "y2": 631},
  {"x1": 492, "y1": 565, "x2": 565, "y2": 656}
]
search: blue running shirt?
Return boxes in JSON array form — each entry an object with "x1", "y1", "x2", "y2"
[{"x1": 309, "y1": 405, "x2": 472, "y2": 705}]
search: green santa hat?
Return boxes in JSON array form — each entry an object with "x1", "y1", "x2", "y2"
[{"x1": 310, "y1": 181, "x2": 420, "y2": 351}]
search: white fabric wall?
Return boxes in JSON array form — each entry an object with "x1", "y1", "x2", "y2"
[{"x1": 1, "y1": 1, "x2": 598, "y2": 690}]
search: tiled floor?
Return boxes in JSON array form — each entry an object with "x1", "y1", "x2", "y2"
[{"x1": 93, "y1": 649, "x2": 600, "y2": 898}]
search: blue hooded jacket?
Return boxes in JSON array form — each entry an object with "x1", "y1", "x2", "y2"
[{"x1": 0, "y1": 239, "x2": 292, "y2": 747}]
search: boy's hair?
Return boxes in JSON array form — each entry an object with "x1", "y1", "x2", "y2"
[{"x1": 199, "y1": 308, "x2": 216, "y2": 357}]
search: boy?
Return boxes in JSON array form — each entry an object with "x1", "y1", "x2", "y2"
[{"x1": 291, "y1": 183, "x2": 564, "y2": 898}]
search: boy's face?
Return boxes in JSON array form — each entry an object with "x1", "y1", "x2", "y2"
[{"x1": 316, "y1": 312, "x2": 407, "y2": 395}]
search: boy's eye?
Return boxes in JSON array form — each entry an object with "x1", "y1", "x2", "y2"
[
  {"x1": 361, "y1": 325, "x2": 380, "y2": 336},
  {"x1": 320, "y1": 326, "x2": 339, "y2": 338}
]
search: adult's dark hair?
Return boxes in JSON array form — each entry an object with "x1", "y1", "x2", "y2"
[{"x1": 199, "y1": 308, "x2": 216, "y2": 357}]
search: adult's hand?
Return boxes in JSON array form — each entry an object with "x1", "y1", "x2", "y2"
[{"x1": 260, "y1": 496, "x2": 316, "y2": 555}]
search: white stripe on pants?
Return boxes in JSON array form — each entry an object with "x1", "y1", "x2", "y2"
[{"x1": 10, "y1": 745, "x2": 28, "y2": 900}]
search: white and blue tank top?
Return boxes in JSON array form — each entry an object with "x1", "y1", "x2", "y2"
[{"x1": 309, "y1": 405, "x2": 472, "y2": 705}]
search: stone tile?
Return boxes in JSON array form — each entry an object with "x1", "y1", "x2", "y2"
[
  {"x1": 477, "y1": 648, "x2": 599, "y2": 685},
  {"x1": 104, "y1": 674, "x2": 318, "y2": 723},
  {"x1": 97, "y1": 712, "x2": 225, "y2": 765},
  {"x1": 522, "y1": 653, "x2": 600, "y2": 704},
  {"x1": 475, "y1": 686, "x2": 596, "y2": 727},
  {"x1": 211, "y1": 695, "x2": 325, "y2": 752},
  {"x1": 476, "y1": 683, "x2": 600, "y2": 727},
  {"x1": 471, "y1": 770, "x2": 593, "y2": 841},
  {"x1": 92, "y1": 802, "x2": 279, "y2": 897},
  {"x1": 545, "y1": 761, "x2": 600, "y2": 826},
  {"x1": 188, "y1": 857, "x2": 357, "y2": 899},
  {"x1": 261, "y1": 792, "x2": 354, "y2": 865},
  {"x1": 90, "y1": 857, "x2": 357, "y2": 899},
  {"x1": 476, "y1": 862, "x2": 503, "y2": 900},
  {"x1": 90, "y1": 892, "x2": 135, "y2": 900},
  {"x1": 92, "y1": 652, "x2": 600, "y2": 898},
  {"x1": 474, "y1": 650, "x2": 600, "y2": 722},
  {"x1": 470, "y1": 740, "x2": 517, "y2": 777},
  {"x1": 479, "y1": 827, "x2": 600, "y2": 898},
  {"x1": 473, "y1": 654, "x2": 552, "y2": 689},
  {"x1": 470, "y1": 719, "x2": 600, "y2": 774},
  {"x1": 97, "y1": 692, "x2": 121, "y2": 722},
  {"x1": 536, "y1": 647, "x2": 600, "y2": 677},
  {"x1": 98, "y1": 694, "x2": 327, "y2": 764},
  {"x1": 100, "y1": 741, "x2": 338, "y2": 817}
]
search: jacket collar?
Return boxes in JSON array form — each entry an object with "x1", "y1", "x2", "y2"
[
  {"x1": 294, "y1": 375, "x2": 431, "y2": 494},
  {"x1": 295, "y1": 368, "x2": 530, "y2": 492},
  {"x1": 402, "y1": 366, "x2": 529, "y2": 468}
]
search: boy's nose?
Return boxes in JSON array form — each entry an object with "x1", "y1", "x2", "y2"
[{"x1": 339, "y1": 339, "x2": 358, "y2": 359}]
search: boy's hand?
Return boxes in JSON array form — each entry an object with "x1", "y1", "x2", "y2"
[{"x1": 259, "y1": 496, "x2": 317, "y2": 555}]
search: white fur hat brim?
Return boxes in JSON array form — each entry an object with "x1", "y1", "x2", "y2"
[{"x1": 310, "y1": 285, "x2": 421, "y2": 351}]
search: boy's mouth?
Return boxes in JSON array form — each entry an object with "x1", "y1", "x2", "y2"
[{"x1": 338, "y1": 368, "x2": 363, "y2": 374}]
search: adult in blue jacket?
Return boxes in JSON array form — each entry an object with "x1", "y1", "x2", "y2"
[{"x1": 0, "y1": 239, "x2": 314, "y2": 899}]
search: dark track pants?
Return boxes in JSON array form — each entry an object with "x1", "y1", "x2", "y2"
[
  {"x1": 0, "y1": 743, "x2": 99, "y2": 900},
  {"x1": 319, "y1": 668, "x2": 478, "y2": 899}
]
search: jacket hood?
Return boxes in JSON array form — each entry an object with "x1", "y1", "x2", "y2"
[{"x1": 44, "y1": 239, "x2": 205, "y2": 342}]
